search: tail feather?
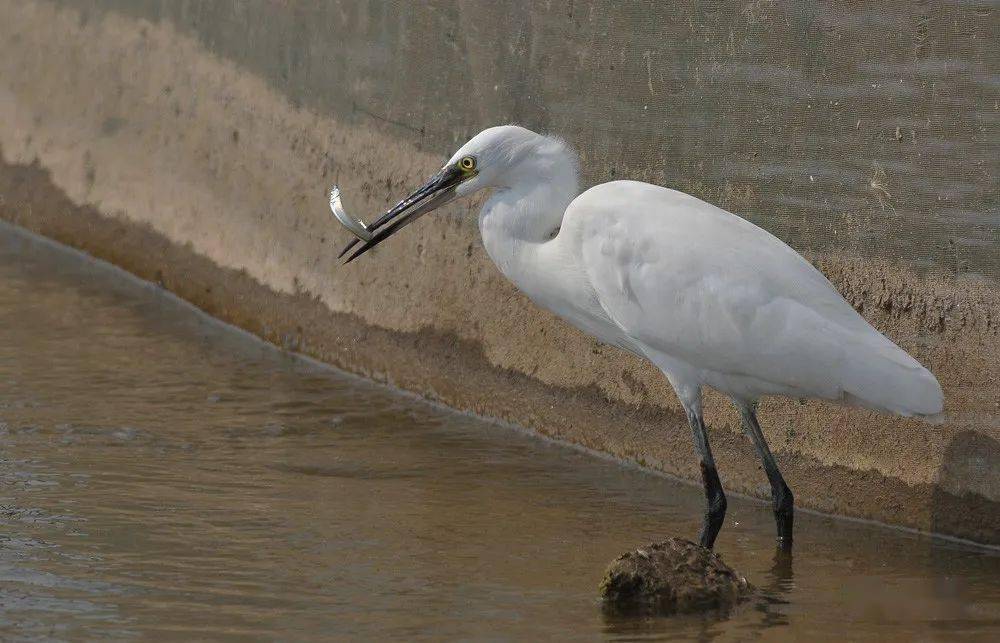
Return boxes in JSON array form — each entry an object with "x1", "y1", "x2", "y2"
[{"x1": 839, "y1": 332, "x2": 944, "y2": 420}]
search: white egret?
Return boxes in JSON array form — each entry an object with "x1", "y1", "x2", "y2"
[{"x1": 333, "y1": 125, "x2": 944, "y2": 550}]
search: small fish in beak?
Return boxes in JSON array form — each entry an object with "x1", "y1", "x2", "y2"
[
  {"x1": 329, "y1": 187, "x2": 373, "y2": 242},
  {"x1": 331, "y1": 162, "x2": 469, "y2": 263}
]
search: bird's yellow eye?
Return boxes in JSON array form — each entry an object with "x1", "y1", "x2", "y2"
[{"x1": 459, "y1": 156, "x2": 476, "y2": 172}]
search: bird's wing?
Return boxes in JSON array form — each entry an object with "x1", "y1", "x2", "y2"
[{"x1": 568, "y1": 181, "x2": 941, "y2": 415}]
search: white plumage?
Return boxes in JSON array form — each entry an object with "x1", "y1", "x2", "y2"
[
  {"x1": 461, "y1": 127, "x2": 942, "y2": 419},
  {"x1": 574, "y1": 181, "x2": 942, "y2": 417},
  {"x1": 339, "y1": 124, "x2": 944, "y2": 549}
]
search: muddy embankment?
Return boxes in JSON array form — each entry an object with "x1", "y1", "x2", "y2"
[{"x1": 0, "y1": 0, "x2": 997, "y2": 544}]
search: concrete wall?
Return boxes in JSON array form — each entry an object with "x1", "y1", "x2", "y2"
[{"x1": 1, "y1": 0, "x2": 997, "y2": 543}]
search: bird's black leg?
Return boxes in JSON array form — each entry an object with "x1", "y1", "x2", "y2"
[
  {"x1": 685, "y1": 406, "x2": 727, "y2": 549},
  {"x1": 738, "y1": 403, "x2": 794, "y2": 550}
]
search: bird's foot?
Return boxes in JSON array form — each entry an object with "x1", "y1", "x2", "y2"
[
  {"x1": 773, "y1": 485, "x2": 794, "y2": 550},
  {"x1": 774, "y1": 509, "x2": 794, "y2": 551},
  {"x1": 697, "y1": 462, "x2": 727, "y2": 550},
  {"x1": 699, "y1": 501, "x2": 727, "y2": 550}
]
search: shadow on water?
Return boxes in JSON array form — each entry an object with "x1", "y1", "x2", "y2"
[
  {"x1": 925, "y1": 431, "x2": 1000, "y2": 638},
  {"x1": 932, "y1": 430, "x2": 1000, "y2": 547}
]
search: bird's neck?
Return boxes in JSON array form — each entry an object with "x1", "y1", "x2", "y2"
[{"x1": 477, "y1": 146, "x2": 580, "y2": 288}]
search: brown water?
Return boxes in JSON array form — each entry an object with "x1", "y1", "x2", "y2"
[{"x1": 1, "y1": 223, "x2": 999, "y2": 642}]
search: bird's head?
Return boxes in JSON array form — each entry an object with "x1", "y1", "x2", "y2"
[{"x1": 339, "y1": 125, "x2": 570, "y2": 262}]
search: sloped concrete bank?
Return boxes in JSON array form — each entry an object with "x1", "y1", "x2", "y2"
[{"x1": 1, "y1": 0, "x2": 998, "y2": 543}]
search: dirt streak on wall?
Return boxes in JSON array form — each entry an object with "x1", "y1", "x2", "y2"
[{"x1": 0, "y1": 1, "x2": 997, "y2": 543}]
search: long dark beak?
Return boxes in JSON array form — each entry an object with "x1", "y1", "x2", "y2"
[{"x1": 339, "y1": 164, "x2": 465, "y2": 264}]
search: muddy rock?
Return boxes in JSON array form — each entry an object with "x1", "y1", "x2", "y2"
[{"x1": 599, "y1": 538, "x2": 752, "y2": 615}]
